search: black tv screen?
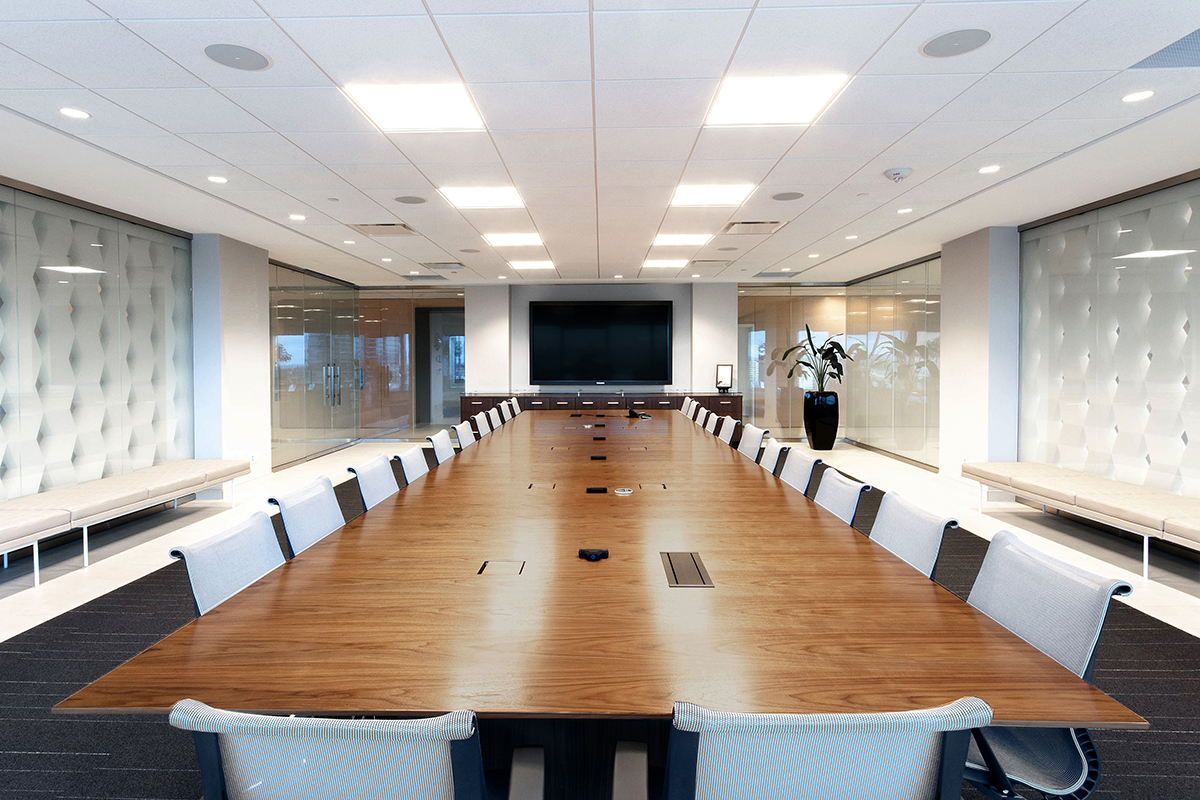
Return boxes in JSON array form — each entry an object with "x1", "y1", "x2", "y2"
[{"x1": 529, "y1": 301, "x2": 672, "y2": 384}]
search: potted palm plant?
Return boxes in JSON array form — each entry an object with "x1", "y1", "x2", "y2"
[{"x1": 769, "y1": 326, "x2": 853, "y2": 450}]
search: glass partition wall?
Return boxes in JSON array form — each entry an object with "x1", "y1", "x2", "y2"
[{"x1": 738, "y1": 257, "x2": 941, "y2": 467}]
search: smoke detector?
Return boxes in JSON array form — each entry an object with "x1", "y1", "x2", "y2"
[{"x1": 883, "y1": 167, "x2": 913, "y2": 183}]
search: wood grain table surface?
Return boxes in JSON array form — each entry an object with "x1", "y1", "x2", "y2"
[{"x1": 56, "y1": 410, "x2": 1148, "y2": 730}]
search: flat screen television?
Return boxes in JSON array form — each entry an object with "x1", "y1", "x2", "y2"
[{"x1": 529, "y1": 301, "x2": 672, "y2": 385}]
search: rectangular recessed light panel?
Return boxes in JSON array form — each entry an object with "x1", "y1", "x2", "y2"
[
  {"x1": 1112, "y1": 250, "x2": 1196, "y2": 258},
  {"x1": 509, "y1": 261, "x2": 556, "y2": 270},
  {"x1": 484, "y1": 233, "x2": 543, "y2": 246},
  {"x1": 671, "y1": 184, "x2": 755, "y2": 207},
  {"x1": 41, "y1": 265, "x2": 106, "y2": 274},
  {"x1": 643, "y1": 259, "x2": 689, "y2": 268},
  {"x1": 653, "y1": 233, "x2": 714, "y2": 246},
  {"x1": 343, "y1": 84, "x2": 483, "y2": 131},
  {"x1": 440, "y1": 186, "x2": 524, "y2": 209},
  {"x1": 706, "y1": 75, "x2": 848, "y2": 126}
]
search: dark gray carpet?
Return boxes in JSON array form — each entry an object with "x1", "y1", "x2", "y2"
[{"x1": 0, "y1": 473, "x2": 1190, "y2": 799}]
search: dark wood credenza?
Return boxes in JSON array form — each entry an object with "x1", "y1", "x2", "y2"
[{"x1": 460, "y1": 393, "x2": 742, "y2": 422}]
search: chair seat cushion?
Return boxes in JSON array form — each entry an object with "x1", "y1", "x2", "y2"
[
  {"x1": 1008, "y1": 475, "x2": 1114, "y2": 505},
  {"x1": 961, "y1": 462, "x2": 1074, "y2": 486},
  {"x1": 0, "y1": 508, "x2": 72, "y2": 546},
  {"x1": 1075, "y1": 490, "x2": 1200, "y2": 531},
  {"x1": 195, "y1": 459, "x2": 251, "y2": 482},
  {"x1": 4, "y1": 481, "x2": 149, "y2": 520},
  {"x1": 117, "y1": 463, "x2": 209, "y2": 497},
  {"x1": 1164, "y1": 517, "x2": 1200, "y2": 546}
]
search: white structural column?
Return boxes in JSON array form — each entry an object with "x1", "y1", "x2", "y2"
[
  {"x1": 939, "y1": 227, "x2": 1020, "y2": 480},
  {"x1": 691, "y1": 283, "x2": 738, "y2": 393},
  {"x1": 192, "y1": 234, "x2": 272, "y2": 496},
  {"x1": 465, "y1": 285, "x2": 512, "y2": 394}
]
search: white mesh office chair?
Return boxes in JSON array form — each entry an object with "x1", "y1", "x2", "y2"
[
  {"x1": 691, "y1": 405, "x2": 705, "y2": 423},
  {"x1": 487, "y1": 407, "x2": 503, "y2": 430},
  {"x1": 778, "y1": 449, "x2": 821, "y2": 495},
  {"x1": 736, "y1": 424, "x2": 766, "y2": 460},
  {"x1": 509, "y1": 396, "x2": 522, "y2": 413},
  {"x1": 869, "y1": 493, "x2": 957, "y2": 580},
  {"x1": 964, "y1": 530, "x2": 1132, "y2": 800},
  {"x1": 661, "y1": 698, "x2": 992, "y2": 800},
  {"x1": 169, "y1": 511, "x2": 284, "y2": 616},
  {"x1": 426, "y1": 429, "x2": 456, "y2": 465},
  {"x1": 704, "y1": 412, "x2": 719, "y2": 433},
  {"x1": 473, "y1": 411, "x2": 491, "y2": 437},
  {"x1": 266, "y1": 476, "x2": 345, "y2": 558},
  {"x1": 758, "y1": 437, "x2": 786, "y2": 475},
  {"x1": 170, "y1": 700, "x2": 545, "y2": 800},
  {"x1": 717, "y1": 415, "x2": 739, "y2": 445},
  {"x1": 813, "y1": 468, "x2": 872, "y2": 526},
  {"x1": 347, "y1": 453, "x2": 400, "y2": 510},
  {"x1": 453, "y1": 420, "x2": 476, "y2": 450},
  {"x1": 399, "y1": 446, "x2": 430, "y2": 484},
  {"x1": 680, "y1": 398, "x2": 694, "y2": 416},
  {"x1": 499, "y1": 402, "x2": 514, "y2": 422}
]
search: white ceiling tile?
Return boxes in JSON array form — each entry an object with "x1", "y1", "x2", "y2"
[
  {"x1": 378, "y1": 237, "x2": 459, "y2": 261},
  {"x1": 763, "y1": 158, "x2": 864, "y2": 186},
  {"x1": 999, "y1": 0, "x2": 1200, "y2": 73},
  {"x1": 387, "y1": 131, "x2": 501, "y2": 164},
  {"x1": 736, "y1": 187, "x2": 831, "y2": 220},
  {"x1": 843, "y1": 155, "x2": 960, "y2": 187},
  {"x1": 815, "y1": 182, "x2": 910, "y2": 209},
  {"x1": 437, "y1": 13, "x2": 591, "y2": 83},
  {"x1": 260, "y1": 0, "x2": 427, "y2": 14},
  {"x1": 0, "y1": 43, "x2": 81, "y2": 88},
  {"x1": 690, "y1": 126, "x2": 803, "y2": 161},
  {"x1": 283, "y1": 132, "x2": 408, "y2": 165},
  {"x1": 595, "y1": 1, "x2": 754, "y2": 8},
  {"x1": 242, "y1": 164, "x2": 357, "y2": 192},
  {"x1": 0, "y1": 21, "x2": 203, "y2": 88},
  {"x1": 212, "y1": 189, "x2": 326, "y2": 222},
  {"x1": 492, "y1": 129, "x2": 594, "y2": 163},
  {"x1": 285, "y1": 190, "x2": 392, "y2": 222},
  {"x1": 595, "y1": 127, "x2": 698, "y2": 161},
  {"x1": 363, "y1": 192, "x2": 456, "y2": 220},
  {"x1": 979, "y1": 117, "x2": 1129, "y2": 155},
  {"x1": 897, "y1": 153, "x2": 1058, "y2": 205},
  {"x1": 861, "y1": 1, "x2": 1080, "y2": 77},
  {"x1": 0, "y1": 2, "x2": 106, "y2": 21},
  {"x1": 97, "y1": 88, "x2": 270, "y2": 134},
  {"x1": 880, "y1": 121, "x2": 1026, "y2": 159},
  {"x1": 930, "y1": 71, "x2": 1113, "y2": 123},
  {"x1": 454, "y1": 207, "x2": 535, "y2": 229},
  {"x1": 1045, "y1": 69, "x2": 1200, "y2": 121},
  {"x1": 530, "y1": 204, "x2": 598, "y2": 225},
  {"x1": 180, "y1": 132, "x2": 320, "y2": 165},
  {"x1": 597, "y1": 160, "x2": 685, "y2": 187},
  {"x1": 730, "y1": 5, "x2": 913, "y2": 77},
  {"x1": 660, "y1": 205, "x2": 737, "y2": 230},
  {"x1": 593, "y1": 10, "x2": 748, "y2": 80},
  {"x1": 595, "y1": 80, "x2": 718, "y2": 127},
  {"x1": 275, "y1": 16, "x2": 459, "y2": 84},
  {"x1": 551, "y1": 262, "x2": 600, "y2": 279},
  {"x1": 156, "y1": 165, "x2": 276, "y2": 192},
  {"x1": 418, "y1": 162, "x2": 513, "y2": 186},
  {"x1": 599, "y1": 205, "x2": 664, "y2": 227},
  {"x1": 221, "y1": 87, "x2": 376, "y2": 133},
  {"x1": 0, "y1": 88, "x2": 164, "y2": 135},
  {"x1": 784, "y1": 123, "x2": 914, "y2": 159},
  {"x1": 508, "y1": 162, "x2": 595, "y2": 188},
  {"x1": 532, "y1": 221, "x2": 598, "y2": 238},
  {"x1": 123, "y1": 19, "x2": 331, "y2": 87},
  {"x1": 597, "y1": 186, "x2": 674, "y2": 208},
  {"x1": 680, "y1": 159, "x2": 776, "y2": 184},
  {"x1": 90, "y1": 0, "x2": 267, "y2": 17},
  {"x1": 470, "y1": 82, "x2": 592, "y2": 130},
  {"x1": 333, "y1": 164, "x2": 431, "y2": 191},
  {"x1": 81, "y1": 134, "x2": 226, "y2": 166},
  {"x1": 818, "y1": 74, "x2": 982, "y2": 125}
]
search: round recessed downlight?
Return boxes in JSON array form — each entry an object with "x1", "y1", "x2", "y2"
[
  {"x1": 498, "y1": 275, "x2": 507, "y2": 280},
  {"x1": 382, "y1": 258, "x2": 392, "y2": 262},
  {"x1": 845, "y1": 235, "x2": 858, "y2": 240},
  {"x1": 207, "y1": 175, "x2": 228, "y2": 184},
  {"x1": 395, "y1": 195, "x2": 427, "y2": 204},
  {"x1": 979, "y1": 165, "x2": 1001, "y2": 174},
  {"x1": 343, "y1": 240, "x2": 356, "y2": 244},
  {"x1": 204, "y1": 43, "x2": 271, "y2": 71},
  {"x1": 288, "y1": 214, "x2": 305, "y2": 221},
  {"x1": 1122, "y1": 90, "x2": 1155, "y2": 103},
  {"x1": 614, "y1": 275, "x2": 623, "y2": 279},
  {"x1": 808, "y1": 254, "x2": 819, "y2": 258},
  {"x1": 772, "y1": 191, "x2": 805, "y2": 201},
  {"x1": 460, "y1": 248, "x2": 480, "y2": 254},
  {"x1": 897, "y1": 208, "x2": 913, "y2": 214},
  {"x1": 410, "y1": 271, "x2": 420, "y2": 275},
  {"x1": 691, "y1": 274, "x2": 700, "y2": 278},
  {"x1": 717, "y1": 246, "x2": 738, "y2": 252},
  {"x1": 59, "y1": 107, "x2": 90, "y2": 119},
  {"x1": 921, "y1": 29, "x2": 992, "y2": 58},
  {"x1": 781, "y1": 267, "x2": 792, "y2": 272}
]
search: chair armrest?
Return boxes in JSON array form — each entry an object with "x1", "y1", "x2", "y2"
[
  {"x1": 508, "y1": 746, "x2": 545, "y2": 800},
  {"x1": 612, "y1": 741, "x2": 648, "y2": 800}
]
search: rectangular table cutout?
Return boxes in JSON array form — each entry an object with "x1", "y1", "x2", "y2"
[
  {"x1": 661, "y1": 552, "x2": 713, "y2": 587},
  {"x1": 593, "y1": 436, "x2": 606, "y2": 441},
  {"x1": 586, "y1": 487, "x2": 608, "y2": 494},
  {"x1": 478, "y1": 560, "x2": 525, "y2": 575},
  {"x1": 591, "y1": 455, "x2": 607, "y2": 461},
  {"x1": 639, "y1": 483, "x2": 666, "y2": 490},
  {"x1": 528, "y1": 483, "x2": 556, "y2": 490}
]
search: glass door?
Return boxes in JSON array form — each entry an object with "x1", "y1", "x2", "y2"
[{"x1": 328, "y1": 285, "x2": 359, "y2": 447}]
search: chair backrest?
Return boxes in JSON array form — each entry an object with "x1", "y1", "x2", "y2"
[
  {"x1": 169, "y1": 511, "x2": 284, "y2": 616},
  {"x1": 704, "y1": 412, "x2": 720, "y2": 433},
  {"x1": 869, "y1": 493, "x2": 957, "y2": 579},
  {"x1": 473, "y1": 411, "x2": 491, "y2": 436},
  {"x1": 736, "y1": 423, "x2": 766, "y2": 460},
  {"x1": 266, "y1": 476, "x2": 345, "y2": 558},
  {"x1": 664, "y1": 698, "x2": 992, "y2": 800},
  {"x1": 347, "y1": 453, "x2": 400, "y2": 510},
  {"x1": 426, "y1": 429, "x2": 456, "y2": 464},
  {"x1": 692, "y1": 405, "x2": 706, "y2": 423},
  {"x1": 968, "y1": 530, "x2": 1132, "y2": 681},
  {"x1": 717, "y1": 415, "x2": 739, "y2": 444},
  {"x1": 487, "y1": 407, "x2": 503, "y2": 429},
  {"x1": 399, "y1": 446, "x2": 430, "y2": 484},
  {"x1": 170, "y1": 699, "x2": 482, "y2": 800},
  {"x1": 499, "y1": 402, "x2": 514, "y2": 422},
  {"x1": 759, "y1": 437, "x2": 785, "y2": 474},
  {"x1": 813, "y1": 468, "x2": 871, "y2": 526},
  {"x1": 453, "y1": 420, "x2": 476, "y2": 449},
  {"x1": 778, "y1": 449, "x2": 821, "y2": 494},
  {"x1": 681, "y1": 397, "x2": 693, "y2": 416},
  {"x1": 510, "y1": 396, "x2": 521, "y2": 413}
]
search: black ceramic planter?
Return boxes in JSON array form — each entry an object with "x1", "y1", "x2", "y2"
[{"x1": 803, "y1": 391, "x2": 839, "y2": 450}]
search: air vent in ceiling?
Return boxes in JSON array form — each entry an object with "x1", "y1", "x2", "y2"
[
  {"x1": 402, "y1": 274, "x2": 449, "y2": 283},
  {"x1": 689, "y1": 260, "x2": 729, "y2": 268},
  {"x1": 752, "y1": 270, "x2": 797, "y2": 280},
  {"x1": 721, "y1": 221, "x2": 785, "y2": 235},
  {"x1": 421, "y1": 262, "x2": 465, "y2": 270},
  {"x1": 1132, "y1": 28, "x2": 1200, "y2": 69},
  {"x1": 348, "y1": 222, "x2": 419, "y2": 236}
]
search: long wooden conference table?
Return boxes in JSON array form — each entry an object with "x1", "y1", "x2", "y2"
[{"x1": 57, "y1": 410, "x2": 1146, "y2": 735}]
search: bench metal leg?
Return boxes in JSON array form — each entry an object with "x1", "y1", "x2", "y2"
[
  {"x1": 32, "y1": 544, "x2": 39, "y2": 588},
  {"x1": 979, "y1": 483, "x2": 985, "y2": 513},
  {"x1": 226, "y1": 480, "x2": 235, "y2": 507},
  {"x1": 1143, "y1": 536, "x2": 1150, "y2": 581},
  {"x1": 82, "y1": 525, "x2": 89, "y2": 568}
]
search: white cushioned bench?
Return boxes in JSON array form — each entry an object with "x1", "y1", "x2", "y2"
[
  {"x1": 0, "y1": 459, "x2": 251, "y2": 587},
  {"x1": 962, "y1": 461, "x2": 1200, "y2": 579}
]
